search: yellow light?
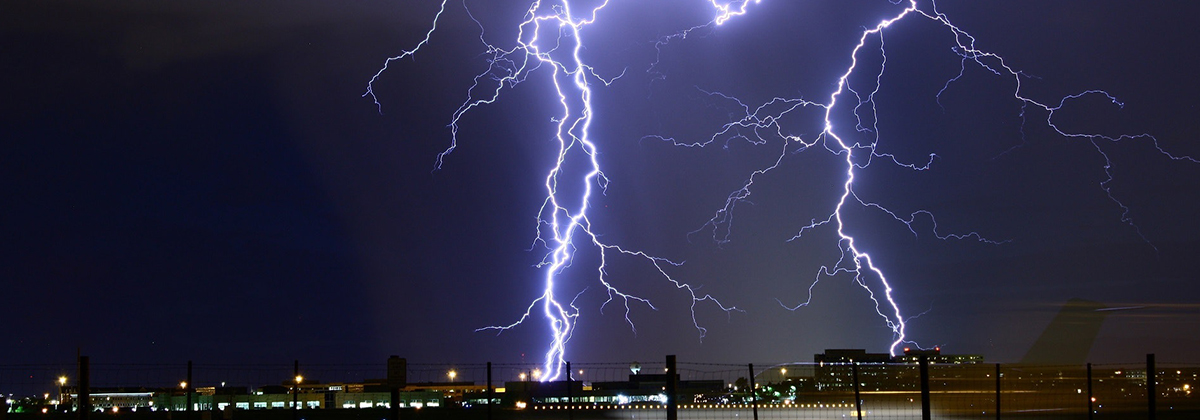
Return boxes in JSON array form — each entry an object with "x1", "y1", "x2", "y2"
[
  {"x1": 780, "y1": 368, "x2": 787, "y2": 376},
  {"x1": 58, "y1": 376, "x2": 67, "y2": 386},
  {"x1": 295, "y1": 375, "x2": 304, "y2": 384},
  {"x1": 519, "y1": 373, "x2": 527, "y2": 381},
  {"x1": 448, "y1": 370, "x2": 457, "y2": 381},
  {"x1": 532, "y1": 369, "x2": 541, "y2": 379},
  {"x1": 180, "y1": 381, "x2": 188, "y2": 389}
]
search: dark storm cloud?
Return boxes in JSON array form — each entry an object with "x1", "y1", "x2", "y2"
[{"x1": 4, "y1": 1, "x2": 427, "y2": 69}]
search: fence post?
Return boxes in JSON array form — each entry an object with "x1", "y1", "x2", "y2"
[
  {"x1": 852, "y1": 362, "x2": 863, "y2": 420},
  {"x1": 1147, "y1": 354, "x2": 1156, "y2": 420},
  {"x1": 78, "y1": 355, "x2": 89, "y2": 420},
  {"x1": 293, "y1": 360, "x2": 300, "y2": 420},
  {"x1": 486, "y1": 362, "x2": 493, "y2": 420},
  {"x1": 666, "y1": 355, "x2": 677, "y2": 420},
  {"x1": 919, "y1": 355, "x2": 930, "y2": 420},
  {"x1": 994, "y1": 363, "x2": 1001, "y2": 420},
  {"x1": 565, "y1": 361, "x2": 574, "y2": 420},
  {"x1": 390, "y1": 385, "x2": 400, "y2": 420},
  {"x1": 1086, "y1": 362, "x2": 1093, "y2": 420},
  {"x1": 186, "y1": 360, "x2": 193, "y2": 420},
  {"x1": 747, "y1": 364, "x2": 758, "y2": 420}
]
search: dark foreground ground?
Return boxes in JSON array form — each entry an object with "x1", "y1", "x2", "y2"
[{"x1": 5, "y1": 407, "x2": 1200, "y2": 420}]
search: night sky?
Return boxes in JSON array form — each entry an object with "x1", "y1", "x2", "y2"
[{"x1": 4, "y1": 0, "x2": 1200, "y2": 368}]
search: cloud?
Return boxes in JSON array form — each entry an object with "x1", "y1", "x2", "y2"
[{"x1": 5, "y1": 0, "x2": 429, "y2": 70}]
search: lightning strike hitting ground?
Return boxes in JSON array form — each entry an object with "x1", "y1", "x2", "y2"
[
  {"x1": 368, "y1": 0, "x2": 743, "y2": 381},
  {"x1": 367, "y1": 0, "x2": 1197, "y2": 377}
]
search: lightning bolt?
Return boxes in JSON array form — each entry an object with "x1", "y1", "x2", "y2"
[
  {"x1": 653, "y1": 0, "x2": 1195, "y2": 355},
  {"x1": 367, "y1": 0, "x2": 743, "y2": 381},
  {"x1": 368, "y1": 0, "x2": 1197, "y2": 370}
]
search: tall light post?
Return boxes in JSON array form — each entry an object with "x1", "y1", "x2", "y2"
[
  {"x1": 292, "y1": 359, "x2": 302, "y2": 420},
  {"x1": 57, "y1": 376, "x2": 67, "y2": 412},
  {"x1": 180, "y1": 380, "x2": 189, "y2": 417},
  {"x1": 291, "y1": 374, "x2": 303, "y2": 420}
]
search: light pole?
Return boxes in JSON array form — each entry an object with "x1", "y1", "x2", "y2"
[
  {"x1": 292, "y1": 358, "x2": 302, "y2": 420},
  {"x1": 57, "y1": 377, "x2": 67, "y2": 412}
]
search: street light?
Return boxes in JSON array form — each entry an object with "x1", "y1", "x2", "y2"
[
  {"x1": 292, "y1": 375, "x2": 303, "y2": 412},
  {"x1": 780, "y1": 368, "x2": 787, "y2": 377},
  {"x1": 447, "y1": 370, "x2": 457, "y2": 381},
  {"x1": 180, "y1": 381, "x2": 188, "y2": 389},
  {"x1": 56, "y1": 376, "x2": 67, "y2": 412}
]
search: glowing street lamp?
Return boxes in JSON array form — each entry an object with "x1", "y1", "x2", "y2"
[
  {"x1": 518, "y1": 373, "x2": 527, "y2": 381},
  {"x1": 292, "y1": 374, "x2": 303, "y2": 412},
  {"x1": 56, "y1": 376, "x2": 68, "y2": 411},
  {"x1": 780, "y1": 368, "x2": 787, "y2": 377},
  {"x1": 447, "y1": 370, "x2": 457, "y2": 381}
]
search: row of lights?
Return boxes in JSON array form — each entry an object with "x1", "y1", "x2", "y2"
[
  {"x1": 54, "y1": 367, "x2": 1193, "y2": 389},
  {"x1": 56, "y1": 376, "x2": 299, "y2": 390},
  {"x1": 53, "y1": 366, "x2": 613, "y2": 392},
  {"x1": 531, "y1": 403, "x2": 855, "y2": 410},
  {"x1": 447, "y1": 367, "x2": 590, "y2": 381}
]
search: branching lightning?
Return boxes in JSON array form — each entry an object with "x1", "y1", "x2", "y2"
[
  {"x1": 367, "y1": 0, "x2": 743, "y2": 381},
  {"x1": 368, "y1": 0, "x2": 1198, "y2": 374}
]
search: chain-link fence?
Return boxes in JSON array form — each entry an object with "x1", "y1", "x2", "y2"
[{"x1": 3, "y1": 355, "x2": 1196, "y2": 419}]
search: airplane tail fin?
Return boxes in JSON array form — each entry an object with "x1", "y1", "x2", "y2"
[{"x1": 1018, "y1": 298, "x2": 1109, "y2": 365}]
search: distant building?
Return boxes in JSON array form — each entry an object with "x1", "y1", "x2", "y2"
[
  {"x1": 895, "y1": 347, "x2": 983, "y2": 365},
  {"x1": 814, "y1": 349, "x2": 896, "y2": 391},
  {"x1": 502, "y1": 372, "x2": 724, "y2": 406},
  {"x1": 812, "y1": 348, "x2": 983, "y2": 391},
  {"x1": 62, "y1": 388, "x2": 155, "y2": 412},
  {"x1": 64, "y1": 357, "x2": 447, "y2": 412}
]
